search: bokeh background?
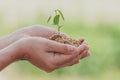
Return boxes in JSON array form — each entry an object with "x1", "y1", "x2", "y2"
[{"x1": 0, "y1": 0, "x2": 120, "y2": 80}]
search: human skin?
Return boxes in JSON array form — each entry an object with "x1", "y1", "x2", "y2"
[
  {"x1": 0, "y1": 25, "x2": 90, "y2": 57},
  {"x1": 0, "y1": 25, "x2": 90, "y2": 72},
  {"x1": 0, "y1": 37, "x2": 89, "y2": 72},
  {"x1": 0, "y1": 25, "x2": 58, "y2": 50}
]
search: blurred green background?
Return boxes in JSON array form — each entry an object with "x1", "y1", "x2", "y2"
[{"x1": 0, "y1": 0, "x2": 120, "y2": 80}]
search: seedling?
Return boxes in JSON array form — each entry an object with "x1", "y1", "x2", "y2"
[
  {"x1": 47, "y1": 9, "x2": 65, "y2": 34},
  {"x1": 47, "y1": 9, "x2": 82, "y2": 47}
]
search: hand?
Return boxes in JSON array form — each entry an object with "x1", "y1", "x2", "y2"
[
  {"x1": 11, "y1": 25, "x2": 68, "y2": 40},
  {"x1": 10, "y1": 37, "x2": 89, "y2": 72},
  {"x1": 13, "y1": 25, "x2": 90, "y2": 60},
  {"x1": 0, "y1": 25, "x2": 90, "y2": 72},
  {"x1": 0, "y1": 25, "x2": 89, "y2": 59},
  {"x1": 0, "y1": 25, "x2": 68, "y2": 49}
]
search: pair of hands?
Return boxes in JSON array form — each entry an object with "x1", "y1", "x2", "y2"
[{"x1": 0, "y1": 25, "x2": 90, "y2": 72}]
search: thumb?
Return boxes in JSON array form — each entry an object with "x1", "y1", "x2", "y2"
[{"x1": 47, "y1": 40, "x2": 77, "y2": 55}]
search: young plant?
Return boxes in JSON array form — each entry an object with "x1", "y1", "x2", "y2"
[{"x1": 47, "y1": 9, "x2": 65, "y2": 34}]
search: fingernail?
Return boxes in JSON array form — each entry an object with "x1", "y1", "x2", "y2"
[
  {"x1": 82, "y1": 44, "x2": 89, "y2": 50},
  {"x1": 68, "y1": 46, "x2": 76, "y2": 54},
  {"x1": 80, "y1": 50, "x2": 87, "y2": 56},
  {"x1": 85, "y1": 53, "x2": 90, "y2": 57}
]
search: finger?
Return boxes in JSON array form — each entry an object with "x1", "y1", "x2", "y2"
[
  {"x1": 66, "y1": 49, "x2": 89, "y2": 66},
  {"x1": 82, "y1": 41, "x2": 88, "y2": 45},
  {"x1": 55, "y1": 50, "x2": 87, "y2": 68},
  {"x1": 73, "y1": 50, "x2": 90, "y2": 65},
  {"x1": 30, "y1": 25, "x2": 57, "y2": 38},
  {"x1": 55, "y1": 45, "x2": 89, "y2": 68},
  {"x1": 78, "y1": 37, "x2": 85, "y2": 44},
  {"x1": 80, "y1": 51, "x2": 91, "y2": 59},
  {"x1": 78, "y1": 45, "x2": 89, "y2": 58},
  {"x1": 47, "y1": 40, "x2": 78, "y2": 55},
  {"x1": 65, "y1": 50, "x2": 89, "y2": 67},
  {"x1": 78, "y1": 50, "x2": 89, "y2": 60},
  {"x1": 77, "y1": 44, "x2": 89, "y2": 55},
  {"x1": 29, "y1": 25, "x2": 70, "y2": 39},
  {"x1": 52, "y1": 44, "x2": 87, "y2": 67}
]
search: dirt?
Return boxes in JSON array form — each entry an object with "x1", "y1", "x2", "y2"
[{"x1": 50, "y1": 34, "x2": 82, "y2": 47}]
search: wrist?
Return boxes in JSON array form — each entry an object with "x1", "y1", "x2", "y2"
[
  {"x1": 0, "y1": 43, "x2": 20, "y2": 70},
  {"x1": 13, "y1": 38, "x2": 31, "y2": 61},
  {"x1": 0, "y1": 32, "x2": 29, "y2": 50}
]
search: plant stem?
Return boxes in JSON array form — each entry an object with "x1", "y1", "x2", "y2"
[
  {"x1": 55, "y1": 10, "x2": 57, "y2": 15},
  {"x1": 57, "y1": 25, "x2": 63, "y2": 34},
  {"x1": 57, "y1": 26, "x2": 60, "y2": 34}
]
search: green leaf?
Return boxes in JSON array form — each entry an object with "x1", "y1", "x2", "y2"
[
  {"x1": 47, "y1": 15, "x2": 52, "y2": 23},
  {"x1": 57, "y1": 9, "x2": 65, "y2": 20},
  {"x1": 53, "y1": 15, "x2": 60, "y2": 25}
]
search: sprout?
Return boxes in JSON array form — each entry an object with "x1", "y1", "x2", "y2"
[{"x1": 47, "y1": 9, "x2": 65, "y2": 34}]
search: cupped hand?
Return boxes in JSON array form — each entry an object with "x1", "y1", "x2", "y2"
[
  {"x1": 10, "y1": 25, "x2": 90, "y2": 60},
  {"x1": 1, "y1": 25, "x2": 69, "y2": 49},
  {"x1": 14, "y1": 37, "x2": 89, "y2": 72},
  {"x1": 11, "y1": 25, "x2": 68, "y2": 40}
]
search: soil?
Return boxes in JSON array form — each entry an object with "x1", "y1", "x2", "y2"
[{"x1": 50, "y1": 34, "x2": 82, "y2": 47}]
